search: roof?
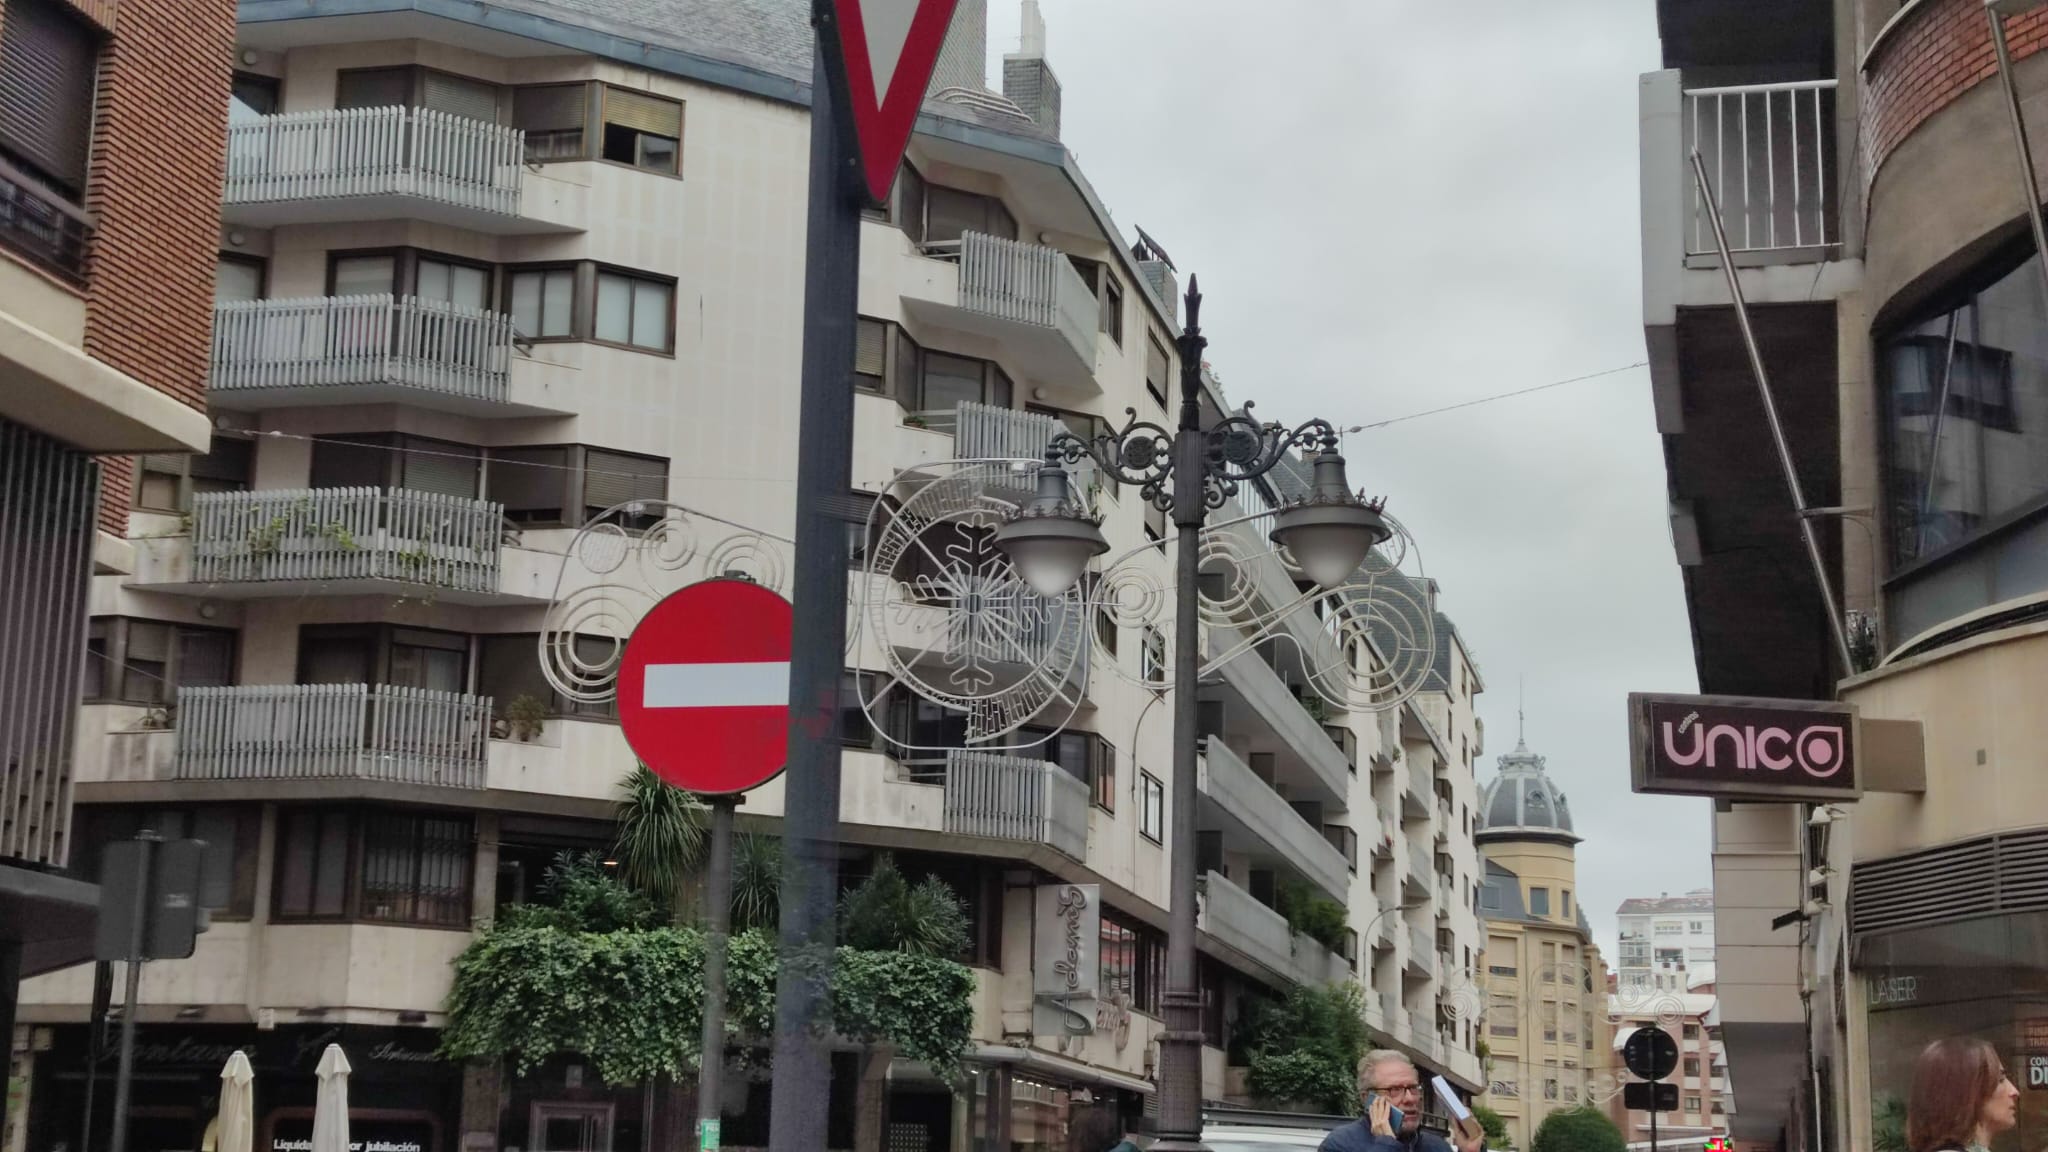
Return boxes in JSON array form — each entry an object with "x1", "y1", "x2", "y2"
[
  {"x1": 1476, "y1": 739, "x2": 1578, "y2": 844},
  {"x1": 1616, "y1": 891, "x2": 1716, "y2": 916},
  {"x1": 1478, "y1": 859, "x2": 1533, "y2": 924}
]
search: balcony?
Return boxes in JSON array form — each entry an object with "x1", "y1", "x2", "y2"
[
  {"x1": 898, "y1": 401, "x2": 1100, "y2": 500},
  {"x1": 900, "y1": 231, "x2": 1099, "y2": 390},
  {"x1": 1403, "y1": 858, "x2": 1431, "y2": 902},
  {"x1": 939, "y1": 749, "x2": 1088, "y2": 861},
  {"x1": 1405, "y1": 927, "x2": 1436, "y2": 979},
  {"x1": 1197, "y1": 737, "x2": 1350, "y2": 902},
  {"x1": 1208, "y1": 630, "x2": 1350, "y2": 805},
  {"x1": 1435, "y1": 795, "x2": 1452, "y2": 841},
  {"x1": 221, "y1": 107, "x2": 581, "y2": 234},
  {"x1": 1378, "y1": 993, "x2": 1406, "y2": 1041},
  {"x1": 175, "y1": 684, "x2": 491, "y2": 789},
  {"x1": 210, "y1": 295, "x2": 568, "y2": 417},
  {"x1": 1401, "y1": 756, "x2": 1431, "y2": 821},
  {"x1": 0, "y1": 162, "x2": 89, "y2": 285},
  {"x1": 1199, "y1": 870, "x2": 1346, "y2": 988},
  {"x1": 168, "y1": 487, "x2": 509, "y2": 601},
  {"x1": 1369, "y1": 812, "x2": 1395, "y2": 860}
]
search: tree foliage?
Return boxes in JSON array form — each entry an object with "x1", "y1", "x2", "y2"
[
  {"x1": 1275, "y1": 875, "x2": 1350, "y2": 952},
  {"x1": 729, "y1": 833, "x2": 783, "y2": 932},
  {"x1": 1240, "y1": 982, "x2": 1370, "y2": 1115},
  {"x1": 442, "y1": 858, "x2": 973, "y2": 1084},
  {"x1": 1471, "y1": 1104, "x2": 1509, "y2": 1148},
  {"x1": 1531, "y1": 1107, "x2": 1625, "y2": 1152},
  {"x1": 838, "y1": 854, "x2": 970, "y2": 958},
  {"x1": 612, "y1": 766, "x2": 705, "y2": 914}
]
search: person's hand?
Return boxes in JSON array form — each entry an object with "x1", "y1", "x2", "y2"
[
  {"x1": 1451, "y1": 1122, "x2": 1483, "y2": 1152},
  {"x1": 1369, "y1": 1097, "x2": 1395, "y2": 1138}
]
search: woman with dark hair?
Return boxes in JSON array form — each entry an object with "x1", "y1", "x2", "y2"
[
  {"x1": 1908, "y1": 1037, "x2": 2020, "y2": 1152},
  {"x1": 1069, "y1": 1109, "x2": 1134, "y2": 1152}
]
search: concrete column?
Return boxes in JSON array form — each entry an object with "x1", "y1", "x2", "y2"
[
  {"x1": 246, "y1": 804, "x2": 278, "y2": 1020},
  {"x1": 472, "y1": 813, "x2": 500, "y2": 926},
  {"x1": 999, "y1": 873, "x2": 1033, "y2": 1038},
  {"x1": 459, "y1": 1060, "x2": 502, "y2": 1152},
  {"x1": 0, "y1": 943, "x2": 19, "y2": 1149},
  {"x1": 1835, "y1": 290, "x2": 1882, "y2": 627},
  {"x1": 853, "y1": 1045, "x2": 892, "y2": 1152}
]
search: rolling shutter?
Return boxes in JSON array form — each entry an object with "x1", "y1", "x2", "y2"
[
  {"x1": 336, "y1": 67, "x2": 410, "y2": 110},
  {"x1": 583, "y1": 449, "x2": 667, "y2": 512},
  {"x1": 513, "y1": 84, "x2": 584, "y2": 133},
  {"x1": 422, "y1": 69, "x2": 499, "y2": 123},
  {"x1": 602, "y1": 87, "x2": 681, "y2": 137},
  {"x1": 855, "y1": 318, "x2": 887, "y2": 377},
  {"x1": 398, "y1": 437, "x2": 480, "y2": 497},
  {"x1": 0, "y1": 0, "x2": 98, "y2": 190}
]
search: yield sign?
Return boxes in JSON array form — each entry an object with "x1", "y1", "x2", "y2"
[
  {"x1": 616, "y1": 578, "x2": 793, "y2": 796},
  {"x1": 823, "y1": 0, "x2": 961, "y2": 204}
]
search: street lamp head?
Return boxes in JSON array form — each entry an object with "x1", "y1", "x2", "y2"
[
  {"x1": 1269, "y1": 445, "x2": 1389, "y2": 589},
  {"x1": 994, "y1": 451, "x2": 1110, "y2": 598}
]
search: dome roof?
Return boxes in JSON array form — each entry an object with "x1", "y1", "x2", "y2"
[{"x1": 1477, "y1": 739, "x2": 1579, "y2": 844}]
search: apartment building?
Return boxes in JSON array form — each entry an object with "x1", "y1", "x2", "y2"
[
  {"x1": 0, "y1": 0, "x2": 232, "y2": 1144},
  {"x1": 1608, "y1": 972, "x2": 1734, "y2": 1147},
  {"x1": 1615, "y1": 890, "x2": 1715, "y2": 993},
  {"x1": 7, "y1": 3, "x2": 1485, "y2": 1151},
  {"x1": 1639, "y1": 0, "x2": 2048, "y2": 1149},
  {"x1": 1472, "y1": 739, "x2": 1616, "y2": 1152}
]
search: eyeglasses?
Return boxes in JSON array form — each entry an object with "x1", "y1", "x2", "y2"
[{"x1": 1377, "y1": 1083, "x2": 1422, "y2": 1098}]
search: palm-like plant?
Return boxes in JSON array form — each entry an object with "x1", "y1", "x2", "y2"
[
  {"x1": 838, "y1": 854, "x2": 970, "y2": 958},
  {"x1": 729, "y1": 833, "x2": 783, "y2": 932},
  {"x1": 612, "y1": 765, "x2": 705, "y2": 917}
]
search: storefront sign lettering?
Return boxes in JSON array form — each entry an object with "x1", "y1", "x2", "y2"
[
  {"x1": 2028, "y1": 1055, "x2": 2048, "y2": 1089},
  {"x1": 1093, "y1": 993, "x2": 1132, "y2": 1052},
  {"x1": 1630, "y1": 693, "x2": 1861, "y2": 802},
  {"x1": 274, "y1": 1141, "x2": 422, "y2": 1152},
  {"x1": 1032, "y1": 884, "x2": 1101, "y2": 1042},
  {"x1": 1867, "y1": 976, "x2": 1919, "y2": 1008}
]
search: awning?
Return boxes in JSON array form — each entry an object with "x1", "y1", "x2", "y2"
[{"x1": 970, "y1": 1044, "x2": 1157, "y2": 1095}]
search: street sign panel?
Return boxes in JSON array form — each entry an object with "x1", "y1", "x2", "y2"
[
  {"x1": 1624, "y1": 1081, "x2": 1681, "y2": 1112},
  {"x1": 821, "y1": 0, "x2": 962, "y2": 204},
  {"x1": 1622, "y1": 1025, "x2": 1680, "y2": 1081},
  {"x1": 617, "y1": 578, "x2": 794, "y2": 795},
  {"x1": 95, "y1": 838, "x2": 206, "y2": 962}
]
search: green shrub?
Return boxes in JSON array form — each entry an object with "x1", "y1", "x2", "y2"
[{"x1": 1531, "y1": 1107, "x2": 1624, "y2": 1152}]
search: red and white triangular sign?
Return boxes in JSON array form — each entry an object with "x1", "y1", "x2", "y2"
[{"x1": 825, "y1": 0, "x2": 960, "y2": 204}]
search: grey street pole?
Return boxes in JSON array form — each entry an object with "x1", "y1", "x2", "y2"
[
  {"x1": 766, "y1": 2, "x2": 860, "y2": 1148},
  {"x1": 697, "y1": 798, "x2": 737, "y2": 1152},
  {"x1": 109, "y1": 832, "x2": 156, "y2": 1152},
  {"x1": 1986, "y1": 4, "x2": 2048, "y2": 312},
  {"x1": 1153, "y1": 287, "x2": 1211, "y2": 1152}
]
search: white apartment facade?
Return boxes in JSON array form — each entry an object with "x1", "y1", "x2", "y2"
[
  {"x1": 10, "y1": 3, "x2": 1484, "y2": 1152},
  {"x1": 1615, "y1": 890, "x2": 1715, "y2": 993}
]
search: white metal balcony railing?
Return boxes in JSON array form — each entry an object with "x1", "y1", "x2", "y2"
[
  {"x1": 917, "y1": 400, "x2": 1101, "y2": 500},
  {"x1": 940, "y1": 749, "x2": 1088, "y2": 860},
  {"x1": 191, "y1": 487, "x2": 504, "y2": 592},
  {"x1": 224, "y1": 106, "x2": 523, "y2": 216},
  {"x1": 946, "y1": 231, "x2": 1098, "y2": 362},
  {"x1": 1684, "y1": 80, "x2": 1837, "y2": 256},
  {"x1": 175, "y1": 684, "x2": 492, "y2": 788},
  {"x1": 212, "y1": 295, "x2": 515, "y2": 404}
]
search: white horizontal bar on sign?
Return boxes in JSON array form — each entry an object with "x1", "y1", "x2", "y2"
[{"x1": 643, "y1": 662, "x2": 791, "y2": 710}]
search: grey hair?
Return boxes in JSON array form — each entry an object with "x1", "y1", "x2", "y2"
[{"x1": 1356, "y1": 1049, "x2": 1415, "y2": 1088}]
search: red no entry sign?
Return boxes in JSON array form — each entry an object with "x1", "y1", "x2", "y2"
[{"x1": 617, "y1": 578, "x2": 793, "y2": 795}]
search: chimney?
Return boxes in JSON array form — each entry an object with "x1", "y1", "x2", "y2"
[
  {"x1": 928, "y1": 0, "x2": 988, "y2": 94},
  {"x1": 1002, "y1": 0, "x2": 1061, "y2": 136}
]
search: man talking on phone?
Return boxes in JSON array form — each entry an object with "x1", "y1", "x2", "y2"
[{"x1": 1317, "y1": 1051, "x2": 1483, "y2": 1152}]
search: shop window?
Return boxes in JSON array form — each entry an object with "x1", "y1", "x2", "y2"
[
  {"x1": 275, "y1": 807, "x2": 473, "y2": 927},
  {"x1": 1139, "y1": 772, "x2": 1164, "y2": 843},
  {"x1": 83, "y1": 618, "x2": 237, "y2": 705},
  {"x1": 137, "y1": 435, "x2": 253, "y2": 513},
  {"x1": 600, "y1": 86, "x2": 681, "y2": 174}
]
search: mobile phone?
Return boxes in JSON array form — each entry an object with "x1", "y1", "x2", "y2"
[{"x1": 1364, "y1": 1094, "x2": 1405, "y2": 1135}]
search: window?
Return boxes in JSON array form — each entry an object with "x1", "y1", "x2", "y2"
[
  {"x1": 1098, "y1": 909, "x2": 1163, "y2": 1014},
  {"x1": 1100, "y1": 273, "x2": 1123, "y2": 345},
  {"x1": 387, "y1": 627, "x2": 468, "y2": 693},
  {"x1": 1144, "y1": 498, "x2": 1166, "y2": 541},
  {"x1": 846, "y1": 490, "x2": 886, "y2": 568},
  {"x1": 1139, "y1": 772, "x2": 1164, "y2": 842},
  {"x1": 416, "y1": 255, "x2": 490, "y2": 310},
  {"x1": 918, "y1": 350, "x2": 1011, "y2": 413},
  {"x1": 1562, "y1": 889, "x2": 1571, "y2": 918},
  {"x1": 337, "y1": 65, "x2": 500, "y2": 122},
  {"x1": 1324, "y1": 824, "x2": 1358, "y2": 873},
  {"x1": 1014, "y1": 728, "x2": 1114, "y2": 812},
  {"x1": 1683, "y1": 1022, "x2": 1700, "y2": 1039},
  {"x1": 583, "y1": 448, "x2": 669, "y2": 527},
  {"x1": 509, "y1": 266, "x2": 576, "y2": 339},
  {"x1": 1480, "y1": 883, "x2": 1501, "y2": 911},
  {"x1": 923, "y1": 185, "x2": 1016, "y2": 246},
  {"x1": 838, "y1": 670, "x2": 881, "y2": 749},
  {"x1": 1141, "y1": 627, "x2": 1166, "y2": 687},
  {"x1": 1543, "y1": 1079, "x2": 1559, "y2": 1101},
  {"x1": 70, "y1": 806, "x2": 262, "y2": 917},
  {"x1": 1145, "y1": 335, "x2": 1171, "y2": 409},
  {"x1": 296, "y1": 624, "x2": 466, "y2": 691},
  {"x1": 1684, "y1": 1095, "x2": 1702, "y2": 1113},
  {"x1": 595, "y1": 269, "x2": 674, "y2": 351},
  {"x1": 1690, "y1": 920, "x2": 1707, "y2": 933},
  {"x1": 137, "y1": 435, "x2": 253, "y2": 513},
  {"x1": 230, "y1": 71, "x2": 278, "y2": 119},
  {"x1": 0, "y1": 0, "x2": 99, "y2": 195},
  {"x1": 84, "y1": 618, "x2": 237, "y2": 705},
  {"x1": 310, "y1": 433, "x2": 478, "y2": 498},
  {"x1": 1683, "y1": 1056, "x2": 1700, "y2": 1078},
  {"x1": 1092, "y1": 739, "x2": 1117, "y2": 812},
  {"x1": 276, "y1": 807, "x2": 473, "y2": 926},
  {"x1": 1528, "y1": 886, "x2": 1550, "y2": 915},
  {"x1": 514, "y1": 83, "x2": 588, "y2": 163},
  {"x1": 855, "y1": 317, "x2": 889, "y2": 392},
  {"x1": 477, "y1": 633, "x2": 618, "y2": 723},
  {"x1": 216, "y1": 254, "x2": 264, "y2": 303},
  {"x1": 600, "y1": 85, "x2": 681, "y2": 174},
  {"x1": 484, "y1": 445, "x2": 669, "y2": 529}
]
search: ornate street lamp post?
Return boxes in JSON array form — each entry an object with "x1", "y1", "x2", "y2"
[{"x1": 994, "y1": 278, "x2": 1389, "y2": 1151}]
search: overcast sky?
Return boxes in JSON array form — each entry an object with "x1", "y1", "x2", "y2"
[{"x1": 989, "y1": 0, "x2": 1713, "y2": 956}]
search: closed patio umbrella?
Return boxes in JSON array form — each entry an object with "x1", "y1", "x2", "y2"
[
  {"x1": 215, "y1": 1050, "x2": 255, "y2": 1152},
  {"x1": 311, "y1": 1045, "x2": 352, "y2": 1152}
]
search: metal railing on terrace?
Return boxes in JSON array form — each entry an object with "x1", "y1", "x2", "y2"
[
  {"x1": 939, "y1": 748, "x2": 1088, "y2": 860},
  {"x1": 1685, "y1": 80, "x2": 1838, "y2": 257},
  {"x1": 914, "y1": 400, "x2": 1101, "y2": 500},
  {"x1": 224, "y1": 106, "x2": 524, "y2": 216},
  {"x1": 175, "y1": 683, "x2": 491, "y2": 788},
  {"x1": 0, "y1": 159, "x2": 88, "y2": 284},
  {"x1": 191, "y1": 487, "x2": 504, "y2": 593},
  {"x1": 211, "y1": 295, "x2": 514, "y2": 405},
  {"x1": 926, "y1": 231, "x2": 1097, "y2": 364}
]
